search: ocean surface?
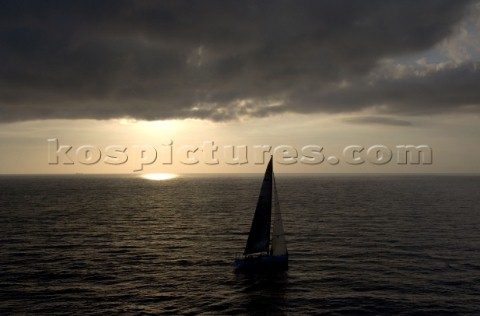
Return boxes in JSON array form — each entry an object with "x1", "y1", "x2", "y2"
[{"x1": 0, "y1": 174, "x2": 479, "y2": 315}]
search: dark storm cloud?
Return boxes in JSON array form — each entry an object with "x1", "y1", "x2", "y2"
[
  {"x1": 0, "y1": 0, "x2": 477, "y2": 122},
  {"x1": 298, "y1": 63, "x2": 480, "y2": 115},
  {"x1": 345, "y1": 117, "x2": 412, "y2": 127}
]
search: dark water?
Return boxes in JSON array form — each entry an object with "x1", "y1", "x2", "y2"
[{"x1": 0, "y1": 174, "x2": 479, "y2": 315}]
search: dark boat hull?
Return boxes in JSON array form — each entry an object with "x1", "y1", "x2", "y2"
[{"x1": 234, "y1": 254, "x2": 288, "y2": 271}]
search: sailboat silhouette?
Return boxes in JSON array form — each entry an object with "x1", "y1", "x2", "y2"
[{"x1": 234, "y1": 157, "x2": 288, "y2": 271}]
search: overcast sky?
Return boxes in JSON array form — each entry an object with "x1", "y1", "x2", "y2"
[{"x1": 0, "y1": 0, "x2": 479, "y2": 174}]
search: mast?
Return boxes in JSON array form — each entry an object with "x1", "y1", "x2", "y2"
[
  {"x1": 271, "y1": 171, "x2": 288, "y2": 256},
  {"x1": 243, "y1": 157, "x2": 273, "y2": 255}
]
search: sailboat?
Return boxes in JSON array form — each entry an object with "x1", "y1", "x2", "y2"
[{"x1": 234, "y1": 156, "x2": 288, "y2": 270}]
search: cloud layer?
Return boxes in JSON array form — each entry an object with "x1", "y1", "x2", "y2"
[{"x1": 0, "y1": 0, "x2": 478, "y2": 122}]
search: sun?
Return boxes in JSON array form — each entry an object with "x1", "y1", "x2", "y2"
[{"x1": 141, "y1": 173, "x2": 178, "y2": 181}]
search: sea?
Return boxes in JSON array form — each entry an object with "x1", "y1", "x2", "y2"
[{"x1": 0, "y1": 174, "x2": 479, "y2": 315}]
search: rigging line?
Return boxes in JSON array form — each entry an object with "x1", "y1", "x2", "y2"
[{"x1": 272, "y1": 169, "x2": 284, "y2": 224}]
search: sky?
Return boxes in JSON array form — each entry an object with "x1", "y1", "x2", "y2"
[{"x1": 0, "y1": 0, "x2": 479, "y2": 174}]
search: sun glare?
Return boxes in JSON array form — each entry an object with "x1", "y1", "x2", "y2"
[{"x1": 141, "y1": 173, "x2": 178, "y2": 181}]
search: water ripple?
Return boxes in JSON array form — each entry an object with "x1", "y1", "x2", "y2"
[{"x1": 0, "y1": 175, "x2": 479, "y2": 315}]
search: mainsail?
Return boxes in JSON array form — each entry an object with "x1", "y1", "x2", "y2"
[{"x1": 243, "y1": 158, "x2": 273, "y2": 255}]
